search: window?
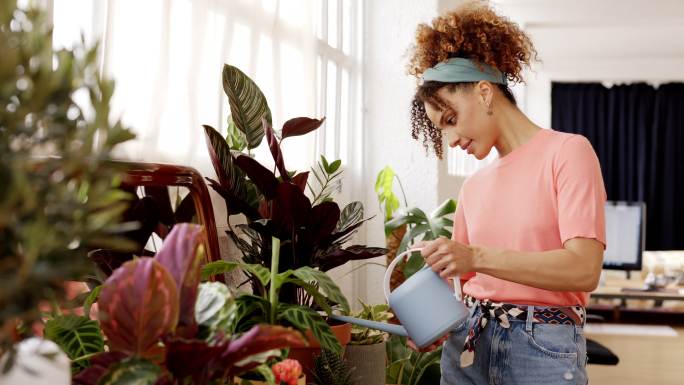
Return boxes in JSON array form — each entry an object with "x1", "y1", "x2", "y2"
[{"x1": 50, "y1": 0, "x2": 363, "y2": 191}]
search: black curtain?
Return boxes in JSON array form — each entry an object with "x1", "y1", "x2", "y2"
[{"x1": 551, "y1": 82, "x2": 684, "y2": 250}]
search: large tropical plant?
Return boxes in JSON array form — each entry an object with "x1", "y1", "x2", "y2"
[
  {"x1": 44, "y1": 224, "x2": 305, "y2": 385},
  {"x1": 385, "y1": 335, "x2": 442, "y2": 385},
  {"x1": 202, "y1": 64, "x2": 386, "y2": 305},
  {"x1": 0, "y1": 0, "x2": 136, "y2": 352}
]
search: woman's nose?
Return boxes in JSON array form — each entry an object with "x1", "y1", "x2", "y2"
[{"x1": 448, "y1": 134, "x2": 461, "y2": 148}]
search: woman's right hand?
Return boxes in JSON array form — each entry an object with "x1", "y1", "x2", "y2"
[{"x1": 407, "y1": 334, "x2": 448, "y2": 352}]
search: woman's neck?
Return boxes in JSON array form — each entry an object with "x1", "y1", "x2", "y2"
[{"x1": 493, "y1": 103, "x2": 542, "y2": 157}]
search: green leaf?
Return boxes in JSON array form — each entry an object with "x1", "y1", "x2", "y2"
[
  {"x1": 328, "y1": 159, "x2": 342, "y2": 173},
  {"x1": 83, "y1": 285, "x2": 102, "y2": 318},
  {"x1": 277, "y1": 304, "x2": 341, "y2": 354},
  {"x1": 201, "y1": 260, "x2": 239, "y2": 280},
  {"x1": 403, "y1": 252, "x2": 426, "y2": 279},
  {"x1": 430, "y1": 199, "x2": 457, "y2": 218},
  {"x1": 98, "y1": 357, "x2": 160, "y2": 385},
  {"x1": 254, "y1": 363, "x2": 277, "y2": 385},
  {"x1": 233, "y1": 295, "x2": 272, "y2": 333},
  {"x1": 201, "y1": 260, "x2": 270, "y2": 287},
  {"x1": 222, "y1": 64, "x2": 270, "y2": 149},
  {"x1": 44, "y1": 315, "x2": 104, "y2": 371},
  {"x1": 284, "y1": 277, "x2": 333, "y2": 315},
  {"x1": 320, "y1": 155, "x2": 330, "y2": 172},
  {"x1": 292, "y1": 266, "x2": 349, "y2": 313},
  {"x1": 227, "y1": 115, "x2": 248, "y2": 151},
  {"x1": 195, "y1": 281, "x2": 236, "y2": 335}
]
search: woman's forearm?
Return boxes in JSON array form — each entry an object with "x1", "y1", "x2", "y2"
[{"x1": 471, "y1": 242, "x2": 603, "y2": 292}]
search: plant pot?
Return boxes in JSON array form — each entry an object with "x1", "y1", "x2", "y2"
[
  {"x1": 234, "y1": 374, "x2": 306, "y2": 385},
  {"x1": 345, "y1": 341, "x2": 387, "y2": 385},
  {"x1": 287, "y1": 322, "x2": 352, "y2": 379}
]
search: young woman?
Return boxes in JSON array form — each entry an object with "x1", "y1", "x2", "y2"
[{"x1": 405, "y1": 3, "x2": 606, "y2": 385}]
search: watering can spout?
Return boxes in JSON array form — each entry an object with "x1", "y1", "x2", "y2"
[{"x1": 329, "y1": 314, "x2": 409, "y2": 337}]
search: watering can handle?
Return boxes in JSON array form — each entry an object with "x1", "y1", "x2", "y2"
[{"x1": 383, "y1": 248, "x2": 462, "y2": 302}]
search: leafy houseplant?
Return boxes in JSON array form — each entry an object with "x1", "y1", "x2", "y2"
[
  {"x1": 344, "y1": 301, "x2": 392, "y2": 385},
  {"x1": 309, "y1": 349, "x2": 354, "y2": 385},
  {"x1": 202, "y1": 64, "x2": 386, "y2": 307},
  {"x1": 0, "y1": 0, "x2": 135, "y2": 360},
  {"x1": 44, "y1": 224, "x2": 306, "y2": 385},
  {"x1": 385, "y1": 335, "x2": 442, "y2": 385},
  {"x1": 203, "y1": 236, "x2": 349, "y2": 355},
  {"x1": 376, "y1": 166, "x2": 457, "y2": 284}
]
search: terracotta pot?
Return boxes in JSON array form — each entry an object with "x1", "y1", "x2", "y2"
[
  {"x1": 287, "y1": 322, "x2": 352, "y2": 379},
  {"x1": 234, "y1": 374, "x2": 306, "y2": 385}
]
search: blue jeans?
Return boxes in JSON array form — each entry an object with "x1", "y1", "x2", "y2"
[{"x1": 440, "y1": 305, "x2": 588, "y2": 385}]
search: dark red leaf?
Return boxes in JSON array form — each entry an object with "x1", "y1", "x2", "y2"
[
  {"x1": 318, "y1": 245, "x2": 388, "y2": 271},
  {"x1": 174, "y1": 193, "x2": 197, "y2": 223},
  {"x1": 263, "y1": 118, "x2": 289, "y2": 181},
  {"x1": 98, "y1": 258, "x2": 179, "y2": 358},
  {"x1": 234, "y1": 155, "x2": 279, "y2": 199},
  {"x1": 164, "y1": 336, "x2": 227, "y2": 382},
  {"x1": 144, "y1": 186, "x2": 175, "y2": 226},
  {"x1": 281, "y1": 117, "x2": 325, "y2": 139},
  {"x1": 219, "y1": 325, "x2": 307, "y2": 377},
  {"x1": 73, "y1": 352, "x2": 128, "y2": 385},
  {"x1": 309, "y1": 202, "x2": 341, "y2": 244},
  {"x1": 203, "y1": 125, "x2": 232, "y2": 188},
  {"x1": 154, "y1": 224, "x2": 205, "y2": 329},
  {"x1": 291, "y1": 172, "x2": 309, "y2": 192},
  {"x1": 271, "y1": 183, "x2": 311, "y2": 232},
  {"x1": 206, "y1": 177, "x2": 261, "y2": 221}
]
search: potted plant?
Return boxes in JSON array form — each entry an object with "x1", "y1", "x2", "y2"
[
  {"x1": 0, "y1": 2, "x2": 136, "y2": 383},
  {"x1": 309, "y1": 349, "x2": 355, "y2": 385},
  {"x1": 344, "y1": 300, "x2": 392, "y2": 385},
  {"x1": 203, "y1": 234, "x2": 352, "y2": 379},
  {"x1": 385, "y1": 335, "x2": 442, "y2": 385},
  {"x1": 201, "y1": 64, "x2": 387, "y2": 372},
  {"x1": 41, "y1": 224, "x2": 306, "y2": 384},
  {"x1": 376, "y1": 166, "x2": 457, "y2": 285}
]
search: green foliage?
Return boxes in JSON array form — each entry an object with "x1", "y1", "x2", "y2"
[
  {"x1": 375, "y1": 166, "x2": 403, "y2": 224},
  {"x1": 309, "y1": 155, "x2": 343, "y2": 205},
  {"x1": 277, "y1": 304, "x2": 341, "y2": 354},
  {"x1": 98, "y1": 357, "x2": 161, "y2": 385},
  {"x1": 385, "y1": 335, "x2": 442, "y2": 385},
  {"x1": 310, "y1": 349, "x2": 354, "y2": 385},
  {"x1": 43, "y1": 314, "x2": 104, "y2": 371},
  {"x1": 0, "y1": 1, "x2": 135, "y2": 345},
  {"x1": 194, "y1": 281, "x2": 237, "y2": 339},
  {"x1": 348, "y1": 300, "x2": 393, "y2": 345},
  {"x1": 385, "y1": 199, "x2": 457, "y2": 278},
  {"x1": 227, "y1": 115, "x2": 248, "y2": 152}
]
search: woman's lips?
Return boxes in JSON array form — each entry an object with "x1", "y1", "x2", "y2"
[{"x1": 462, "y1": 140, "x2": 473, "y2": 154}]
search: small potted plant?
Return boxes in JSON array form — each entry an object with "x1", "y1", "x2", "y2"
[
  {"x1": 344, "y1": 300, "x2": 392, "y2": 385},
  {"x1": 309, "y1": 349, "x2": 354, "y2": 385}
]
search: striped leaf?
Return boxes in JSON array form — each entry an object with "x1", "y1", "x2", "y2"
[
  {"x1": 203, "y1": 124, "x2": 246, "y2": 199},
  {"x1": 222, "y1": 64, "x2": 270, "y2": 149},
  {"x1": 335, "y1": 201, "x2": 364, "y2": 233},
  {"x1": 201, "y1": 260, "x2": 270, "y2": 287},
  {"x1": 277, "y1": 304, "x2": 341, "y2": 354},
  {"x1": 292, "y1": 266, "x2": 349, "y2": 313},
  {"x1": 44, "y1": 314, "x2": 104, "y2": 371}
]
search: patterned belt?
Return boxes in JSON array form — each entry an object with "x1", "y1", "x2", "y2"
[{"x1": 459, "y1": 295, "x2": 586, "y2": 367}]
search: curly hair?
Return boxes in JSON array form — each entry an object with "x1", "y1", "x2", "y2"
[{"x1": 407, "y1": 1, "x2": 537, "y2": 158}]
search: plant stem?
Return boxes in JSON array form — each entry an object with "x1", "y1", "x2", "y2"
[
  {"x1": 394, "y1": 174, "x2": 409, "y2": 207},
  {"x1": 269, "y1": 236, "x2": 280, "y2": 325},
  {"x1": 71, "y1": 352, "x2": 99, "y2": 363}
]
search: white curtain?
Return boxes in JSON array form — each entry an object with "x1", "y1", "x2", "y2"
[{"x1": 53, "y1": 0, "x2": 319, "y2": 182}]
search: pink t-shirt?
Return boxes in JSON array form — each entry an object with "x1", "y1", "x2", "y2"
[{"x1": 454, "y1": 129, "x2": 607, "y2": 307}]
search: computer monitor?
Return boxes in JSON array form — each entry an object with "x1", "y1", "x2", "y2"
[{"x1": 603, "y1": 201, "x2": 646, "y2": 271}]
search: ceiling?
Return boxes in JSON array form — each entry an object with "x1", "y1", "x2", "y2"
[{"x1": 490, "y1": 0, "x2": 684, "y2": 61}]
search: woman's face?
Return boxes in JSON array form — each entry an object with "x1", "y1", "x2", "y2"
[{"x1": 423, "y1": 83, "x2": 499, "y2": 160}]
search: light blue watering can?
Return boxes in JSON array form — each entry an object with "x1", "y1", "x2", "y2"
[{"x1": 330, "y1": 248, "x2": 469, "y2": 349}]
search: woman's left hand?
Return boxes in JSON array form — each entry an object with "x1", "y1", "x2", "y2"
[{"x1": 414, "y1": 237, "x2": 477, "y2": 279}]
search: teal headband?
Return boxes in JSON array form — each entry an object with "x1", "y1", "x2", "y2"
[{"x1": 422, "y1": 57, "x2": 508, "y2": 86}]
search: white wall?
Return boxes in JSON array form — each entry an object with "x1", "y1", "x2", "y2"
[{"x1": 356, "y1": 0, "x2": 446, "y2": 306}]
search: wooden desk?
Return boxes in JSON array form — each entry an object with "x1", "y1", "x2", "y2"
[{"x1": 589, "y1": 272, "x2": 684, "y2": 324}]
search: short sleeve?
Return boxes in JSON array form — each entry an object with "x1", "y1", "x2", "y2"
[
  {"x1": 555, "y1": 135, "x2": 607, "y2": 247},
  {"x1": 452, "y1": 189, "x2": 476, "y2": 280}
]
